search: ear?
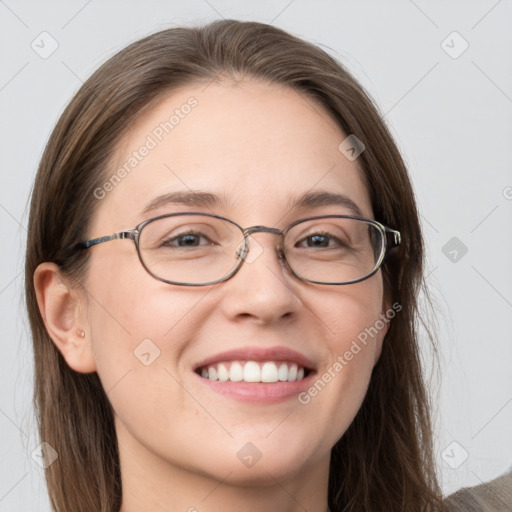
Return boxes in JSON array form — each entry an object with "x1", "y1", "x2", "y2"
[{"x1": 34, "y1": 262, "x2": 97, "y2": 373}]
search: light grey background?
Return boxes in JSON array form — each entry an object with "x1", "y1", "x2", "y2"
[{"x1": 1, "y1": 0, "x2": 511, "y2": 509}]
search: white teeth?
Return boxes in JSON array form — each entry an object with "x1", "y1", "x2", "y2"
[
  {"x1": 243, "y1": 361, "x2": 260, "y2": 382},
  {"x1": 288, "y1": 363, "x2": 297, "y2": 381},
  {"x1": 261, "y1": 362, "x2": 279, "y2": 383},
  {"x1": 217, "y1": 363, "x2": 229, "y2": 382},
  {"x1": 198, "y1": 360, "x2": 308, "y2": 383},
  {"x1": 229, "y1": 362, "x2": 243, "y2": 382}
]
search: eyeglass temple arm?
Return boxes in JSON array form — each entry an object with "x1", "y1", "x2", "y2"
[
  {"x1": 384, "y1": 227, "x2": 401, "y2": 247},
  {"x1": 77, "y1": 231, "x2": 135, "y2": 249}
]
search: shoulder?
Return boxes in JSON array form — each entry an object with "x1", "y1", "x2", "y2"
[{"x1": 444, "y1": 469, "x2": 512, "y2": 511}]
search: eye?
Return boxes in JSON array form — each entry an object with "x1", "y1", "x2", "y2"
[
  {"x1": 161, "y1": 230, "x2": 214, "y2": 248},
  {"x1": 296, "y1": 231, "x2": 348, "y2": 249}
]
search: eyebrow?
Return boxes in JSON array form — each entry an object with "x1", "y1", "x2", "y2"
[
  {"x1": 289, "y1": 191, "x2": 364, "y2": 217},
  {"x1": 141, "y1": 191, "x2": 225, "y2": 216},
  {"x1": 140, "y1": 190, "x2": 364, "y2": 218}
]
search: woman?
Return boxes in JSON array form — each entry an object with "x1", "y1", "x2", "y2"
[{"x1": 25, "y1": 19, "x2": 448, "y2": 511}]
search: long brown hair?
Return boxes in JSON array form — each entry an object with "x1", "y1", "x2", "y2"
[{"x1": 25, "y1": 19, "x2": 447, "y2": 511}]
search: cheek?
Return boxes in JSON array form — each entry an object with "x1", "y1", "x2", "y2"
[
  {"x1": 299, "y1": 277, "x2": 386, "y2": 442},
  {"x1": 83, "y1": 264, "x2": 209, "y2": 452},
  {"x1": 320, "y1": 275, "x2": 385, "y2": 354},
  {"x1": 83, "y1": 256, "x2": 204, "y2": 389}
]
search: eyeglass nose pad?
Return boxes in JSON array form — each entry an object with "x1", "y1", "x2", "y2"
[
  {"x1": 235, "y1": 239, "x2": 249, "y2": 261},
  {"x1": 235, "y1": 236, "x2": 283, "y2": 265},
  {"x1": 276, "y1": 242, "x2": 286, "y2": 263},
  {"x1": 238, "y1": 235, "x2": 266, "y2": 264}
]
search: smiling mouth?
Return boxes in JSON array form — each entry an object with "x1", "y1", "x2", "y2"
[{"x1": 195, "y1": 360, "x2": 312, "y2": 383}]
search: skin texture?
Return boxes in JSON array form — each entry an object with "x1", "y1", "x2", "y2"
[{"x1": 35, "y1": 80, "x2": 388, "y2": 512}]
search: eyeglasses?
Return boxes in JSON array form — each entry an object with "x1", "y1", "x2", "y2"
[{"x1": 75, "y1": 212, "x2": 401, "y2": 286}]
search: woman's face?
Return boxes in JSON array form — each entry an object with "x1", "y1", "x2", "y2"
[{"x1": 80, "y1": 80, "x2": 387, "y2": 487}]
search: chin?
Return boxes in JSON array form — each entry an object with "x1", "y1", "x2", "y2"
[{"x1": 197, "y1": 439, "x2": 316, "y2": 484}]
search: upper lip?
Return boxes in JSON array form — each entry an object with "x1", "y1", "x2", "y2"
[{"x1": 193, "y1": 346, "x2": 317, "y2": 372}]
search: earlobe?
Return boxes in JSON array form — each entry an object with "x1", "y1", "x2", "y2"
[{"x1": 34, "y1": 262, "x2": 97, "y2": 373}]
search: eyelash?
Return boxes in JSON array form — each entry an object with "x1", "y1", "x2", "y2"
[
  {"x1": 296, "y1": 231, "x2": 348, "y2": 248},
  {"x1": 160, "y1": 230, "x2": 348, "y2": 250},
  {"x1": 161, "y1": 230, "x2": 214, "y2": 247}
]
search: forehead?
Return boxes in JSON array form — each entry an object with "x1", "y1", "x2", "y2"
[{"x1": 92, "y1": 80, "x2": 373, "y2": 232}]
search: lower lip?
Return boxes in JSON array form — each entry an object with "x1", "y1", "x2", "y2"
[{"x1": 193, "y1": 371, "x2": 316, "y2": 404}]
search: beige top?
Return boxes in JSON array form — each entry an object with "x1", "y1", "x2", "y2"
[{"x1": 444, "y1": 470, "x2": 512, "y2": 511}]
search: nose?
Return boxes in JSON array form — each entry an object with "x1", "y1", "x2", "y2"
[{"x1": 219, "y1": 232, "x2": 301, "y2": 324}]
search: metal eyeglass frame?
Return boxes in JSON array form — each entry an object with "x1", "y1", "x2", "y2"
[{"x1": 75, "y1": 212, "x2": 401, "y2": 286}]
